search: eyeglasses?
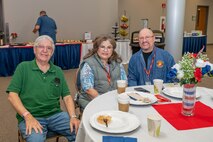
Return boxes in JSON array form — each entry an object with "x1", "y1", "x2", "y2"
[
  {"x1": 37, "y1": 45, "x2": 53, "y2": 51},
  {"x1": 139, "y1": 36, "x2": 154, "y2": 41},
  {"x1": 99, "y1": 45, "x2": 113, "y2": 51}
]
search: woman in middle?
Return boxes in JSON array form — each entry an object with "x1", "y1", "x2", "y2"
[{"x1": 77, "y1": 35, "x2": 127, "y2": 110}]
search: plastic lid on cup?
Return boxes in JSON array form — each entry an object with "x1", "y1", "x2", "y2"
[
  {"x1": 117, "y1": 80, "x2": 127, "y2": 87},
  {"x1": 118, "y1": 94, "x2": 130, "y2": 103}
]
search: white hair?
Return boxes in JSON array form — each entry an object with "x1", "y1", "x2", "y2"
[{"x1": 34, "y1": 35, "x2": 55, "y2": 51}]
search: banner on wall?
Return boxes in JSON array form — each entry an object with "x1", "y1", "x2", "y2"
[{"x1": 160, "y1": 16, "x2": 166, "y2": 32}]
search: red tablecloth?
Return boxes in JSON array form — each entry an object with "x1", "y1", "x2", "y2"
[{"x1": 153, "y1": 101, "x2": 213, "y2": 130}]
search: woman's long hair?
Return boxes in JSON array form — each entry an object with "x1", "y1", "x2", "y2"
[{"x1": 83, "y1": 35, "x2": 122, "y2": 64}]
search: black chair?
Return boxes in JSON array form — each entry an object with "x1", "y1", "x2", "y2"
[
  {"x1": 74, "y1": 68, "x2": 83, "y2": 119},
  {"x1": 129, "y1": 31, "x2": 140, "y2": 54},
  {"x1": 152, "y1": 30, "x2": 165, "y2": 49}
]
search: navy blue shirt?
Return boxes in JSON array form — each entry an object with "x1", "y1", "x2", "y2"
[{"x1": 36, "y1": 15, "x2": 57, "y2": 42}]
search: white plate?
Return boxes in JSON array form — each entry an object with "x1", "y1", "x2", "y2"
[
  {"x1": 124, "y1": 91, "x2": 158, "y2": 105},
  {"x1": 162, "y1": 86, "x2": 201, "y2": 99},
  {"x1": 89, "y1": 110, "x2": 140, "y2": 133}
]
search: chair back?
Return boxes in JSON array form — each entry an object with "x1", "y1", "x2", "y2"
[{"x1": 75, "y1": 68, "x2": 81, "y2": 92}]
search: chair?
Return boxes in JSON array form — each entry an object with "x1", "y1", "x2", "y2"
[
  {"x1": 18, "y1": 129, "x2": 61, "y2": 142},
  {"x1": 74, "y1": 68, "x2": 83, "y2": 119},
  {"x1": 152, "y1": 30, "x2": 165, "y2": 49},
  {"x1": 129, "y1": 31, "x2": 140, "y2": 54}
]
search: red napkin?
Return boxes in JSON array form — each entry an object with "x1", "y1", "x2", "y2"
[
  {"x1": 155, "y1": 94, "x2": 171, "y2": 102},
  {"x1": 152, "y1": 101, "x2": 213, "y2": 130}
]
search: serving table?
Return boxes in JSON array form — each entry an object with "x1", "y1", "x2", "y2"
[
  {"x1": 0, "y1": 43, "x2": 81, "y2": 76},
  {"x1": 76, "y1": 85, "x2": 213, "y2": 142}
]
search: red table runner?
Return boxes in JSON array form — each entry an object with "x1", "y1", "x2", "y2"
[{"x1": 153, "y1": 101, "x2": 213, "y2": 130}]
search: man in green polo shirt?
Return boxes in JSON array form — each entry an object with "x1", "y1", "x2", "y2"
[{"x1": 6, "y1": 35, "x2": 80, "y2": 142}]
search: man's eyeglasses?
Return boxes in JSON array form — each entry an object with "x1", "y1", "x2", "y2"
[
  {"x1": 37, "y1": 45, "x2": 53, "y2": 51},
  {"x1": 139, "y1": 36, "x2": 154, "y2": 41},
  {"x1": 99, "y1": 46, "x2": 113, "y2": 51}
]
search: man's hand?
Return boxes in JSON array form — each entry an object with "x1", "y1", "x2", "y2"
[
  {"x1": 70, "y1": 117, "x2": 80, "y2": 134},
  {"x1": 32, "y1": 28, "x2": 37, "y2": 34},
  {"x1": 24, "y1": 113, "x2": 43, "y2": 135},
  {"x1": 33, "y1": 25, "x2": 40, "y2": 34}
]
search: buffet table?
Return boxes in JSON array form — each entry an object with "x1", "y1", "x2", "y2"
[
  {"x1": 0, "y1": 43, "x2": 81, "y2": 76},
  {"x1": 81, "y1": 40, "x2": 132, "y2": 64},
  {"x1": 182, "y1": 35, "x2": 207, "y2": 54},
  {"x1": 76, "y1": 85, "x2": 213, "y2": 142}
]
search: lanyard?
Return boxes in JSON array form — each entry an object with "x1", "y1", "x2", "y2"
[
  {"x1": 104, "y1": 64, "x2": 111, "y2": 84},
  {"x1": 143, "y1": 49, "x2": 156, "y2": 77}
]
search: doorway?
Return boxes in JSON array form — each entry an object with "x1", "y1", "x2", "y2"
[{"x1": 195, "y1": 6, "x2": 209, "y2": 35}]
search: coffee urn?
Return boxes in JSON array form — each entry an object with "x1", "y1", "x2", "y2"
[{"x1": 0, "y1": 31, "x2": 4, "y2": 46}]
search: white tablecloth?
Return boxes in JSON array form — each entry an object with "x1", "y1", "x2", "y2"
[
  {"x1": 76, "y1": 85, "x2": 213, "y2": 142},
  {"x1": 81, "y1": 40, "x2": 132, "y2": 64}
]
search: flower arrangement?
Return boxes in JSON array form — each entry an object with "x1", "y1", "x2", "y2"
[
  {"x1": 167, "y1": 52, "x2": 213, "y2": 85},
  {"x1": 10, "y1": 32, "x2": 18, "y2": 39}
]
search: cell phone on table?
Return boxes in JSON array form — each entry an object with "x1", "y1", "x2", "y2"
[{"x1": 134, "y1": 87, "x2": 150, "y2": 93}]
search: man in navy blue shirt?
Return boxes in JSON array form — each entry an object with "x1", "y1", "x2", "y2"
[
  {"x1": 128, "y1": 28, "x2": 175, "y2": 86},
  {"x1": 33, "y1": 11, "x2": 57, "y2": 43}
]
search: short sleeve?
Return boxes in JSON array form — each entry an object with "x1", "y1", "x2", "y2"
[{"x1": 80, "y1": 63, "x2": 94, "y2": 91}]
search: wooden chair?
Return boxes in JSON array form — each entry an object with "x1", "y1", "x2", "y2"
[{"x1": 18, "y1": 129, "x2": 62, "y2": 142}]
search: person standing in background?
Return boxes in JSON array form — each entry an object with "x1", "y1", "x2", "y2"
[{"x1": 33, "y1": 10, "x2": 57, "y2": 43}]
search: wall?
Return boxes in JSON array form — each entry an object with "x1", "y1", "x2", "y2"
[
  {"x1": 184, "y1": 0, "x2": 213, "y2": 44},
  {"x1": 118, "y1": 0, "x2": 166, "y2": 35},
  {"x1": 3, "y1": 0, "x2": 118, "y2": 42},
  {"x1": 118, "y1": 0, "x2": 213, "y2": 44},
  {"x1": 2, "y1": 0, "x2": 213, "y2": 44}
]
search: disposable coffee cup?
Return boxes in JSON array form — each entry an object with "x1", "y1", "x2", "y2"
[
  {"x1": 117, "y1": 80, "x2": 127, "y2": 94},
  {"x1": 117, "y1": 94, "x2": 130, "y2": 112},
  {"x1": 147, "y1": 114, "x2": 161, "y2": 137},
  {"x1": 153, "y1": 79, "x2": 164, "y2": 94}
]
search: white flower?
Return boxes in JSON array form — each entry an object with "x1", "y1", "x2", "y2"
[
  {"x1": 172, "y1": 63, "x2": 181, "y2": 71},
  {"x1": 177, "y1": 70, "x2": 184, "y2": 80},
  {"x1": 195, "y1": 59, "x2": 205, "y2": 68}
]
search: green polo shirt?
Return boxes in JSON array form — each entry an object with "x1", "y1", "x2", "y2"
[{"x1": 6, "y1": 59, "x2": 70, "y2": 123}]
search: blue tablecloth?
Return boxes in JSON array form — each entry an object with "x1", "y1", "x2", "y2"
[
  {"x1": 182, "y1": 35, "x2": 207, "y2": 54},
  {"x1": 0, "y1": 43, "x2": 81, "y2": 77}
]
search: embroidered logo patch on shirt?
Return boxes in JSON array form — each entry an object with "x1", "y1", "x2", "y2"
[{"x1": 156, "y1": 60, "x2": 164, "y2": 68}]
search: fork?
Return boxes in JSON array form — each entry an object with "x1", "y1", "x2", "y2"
[{"x1": 103, "y1": 118, "x2": 108, "y2": 127}]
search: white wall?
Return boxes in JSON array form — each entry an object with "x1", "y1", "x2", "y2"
[
  {"x1": 118, "y1": 0, "x2": 213, "y2": 44},
  {"x1": 3, "y1": 0, "x2": 213, "y2": 44},
  {"x1": 184, "y1": 0, "x2": 213, "y2": 44},
  {"x1": 3, "y1": 0, "x2": 118, "y2": 42},
  {"x1": 118, "y1": 0, "x2": 167, "y2": 35}
]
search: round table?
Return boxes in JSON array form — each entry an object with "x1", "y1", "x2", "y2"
[{"x1": 76, "y1": 85, "x2": 213, "y2": 142}]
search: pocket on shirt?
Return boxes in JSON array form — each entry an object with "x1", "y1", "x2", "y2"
[{"x1": 50, "y1": 80, "x2": 61, "y2": 97}]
